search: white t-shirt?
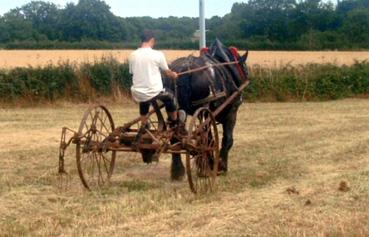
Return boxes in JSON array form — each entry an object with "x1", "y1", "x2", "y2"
[{"x1": 129, "y1": 47, "x2": 169, "y2": 102}]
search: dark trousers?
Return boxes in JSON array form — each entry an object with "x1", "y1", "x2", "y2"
[{"x1": 139, "y1": 90, "x2": 177, "y2": 116}]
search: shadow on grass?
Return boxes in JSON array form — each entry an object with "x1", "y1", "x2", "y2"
[
  {"x1": 219, "y1": 154, "x2": 305, "y2": 193},
  {"x1": 101, "y1": 179, "x2": 159, "y2": 195}
]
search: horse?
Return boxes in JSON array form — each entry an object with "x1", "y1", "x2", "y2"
[{"x1": 164, "y1": 39, "x2": 249, "y2": 180}]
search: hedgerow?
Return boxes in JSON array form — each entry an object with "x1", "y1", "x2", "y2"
[
  {"x1": 0, "y1": 58, "x2": 368, "y2": 103},
  {"x1": 245, "y1": 61, "x2": 369, "y2": 101}
]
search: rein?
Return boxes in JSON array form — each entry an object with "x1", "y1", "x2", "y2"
[{"x1": 176, "y1": 61, "x2": 240, "y2": 76}]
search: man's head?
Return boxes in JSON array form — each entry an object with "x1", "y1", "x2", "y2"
[{"x1": 141, "y1": 30, "x2": 156, "y2": 48}]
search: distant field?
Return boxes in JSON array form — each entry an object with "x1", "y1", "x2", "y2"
[
  {"x1": 1, "y1": 100, "x2": 369, "y2": 236},
  {"x1": 0, "y1": 50, "x2": 369, "y2": 68}
]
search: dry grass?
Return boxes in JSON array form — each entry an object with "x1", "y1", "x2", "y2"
[
  {"x1": 0, "y1": 50, "x2": 368, "y2": 68},
  {"x1": 0, "y1": 50, "x2": 198, "y2": 69},
  {"x1": 1, "y1": 99, "x2": 369, "y2": 236}
]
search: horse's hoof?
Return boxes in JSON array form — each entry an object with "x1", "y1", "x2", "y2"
[
  {"x1": 141, "y1": 150, "x2": 154, "y2": 164},
  {"x1": 171, "y1": 175, "x2": 184, "y2": 182},
  {"x1": 217, "y1": 170, "x2": 227, "y2": 176},
  {"x1": 171, "y1": 164, "x2": 185, "y2": 181},
  {"x1": 218, "y1": 160, "x2": 228, "y2": 173},
  {"x1": 171, "y1": 171, "x2": 185, "y2": 181}
]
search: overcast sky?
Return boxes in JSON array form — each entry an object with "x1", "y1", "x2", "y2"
[{"x1": 0, "y1": 0, "x2": 245, "y2": 18}]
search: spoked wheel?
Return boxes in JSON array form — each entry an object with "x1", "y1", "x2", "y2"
[
  {"x1": 186, "y1": 107, "x2": 220, "y2": 194},
  {"x1": 76, "y1": 105, "x2": 116, "y2": 191}
]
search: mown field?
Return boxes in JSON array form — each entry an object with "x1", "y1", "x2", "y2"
[
  {"x1": 1, "y1": 99, "x2": 369, "y2": 236},
  {"x1": 0, "y1": 50, "x2": 369, "y2": 68}
]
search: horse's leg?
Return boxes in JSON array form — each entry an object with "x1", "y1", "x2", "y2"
[
  {"x1": 171, "y1": 153, "x2": 185, "y2": 181},
  {"x1": 170, "y1": 136, "x2": 185, "y2": 180},
  {"x1": 220, "y1": 103, "x2": 240, "y2": 173}
]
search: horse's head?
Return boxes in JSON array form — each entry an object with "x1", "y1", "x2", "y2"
[
  {"x1": 208, "y1": 39, "x2": 249, "y2": 86},
  {"x1": 229, "y1": 47, "x2": 249, "y2": 82}
]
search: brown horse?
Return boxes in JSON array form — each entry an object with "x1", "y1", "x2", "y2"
[{"x1": 164, "y1": 39, "x2": 249, "y2": 180}]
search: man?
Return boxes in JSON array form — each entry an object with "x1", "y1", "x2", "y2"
[{"x1": 129, "y1": 30, "x2": 179, "y2": 129}]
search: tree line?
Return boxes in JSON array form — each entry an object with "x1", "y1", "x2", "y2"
[{"x1": 0, "y1": 0, "x2": 368, "y2": 50}]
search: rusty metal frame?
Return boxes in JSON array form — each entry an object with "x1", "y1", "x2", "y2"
[
  {"x1": 58, "y1": 79, "x2": 249, "y2": 177},
  {"x1": 58, "y1": 58, "x2": 250, "y2": 192}
]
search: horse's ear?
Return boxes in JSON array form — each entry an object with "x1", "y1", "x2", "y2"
[{"x1": 239, "y1": 51, "x2": 249, "y2": 63}]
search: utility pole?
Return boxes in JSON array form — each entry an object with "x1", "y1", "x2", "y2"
[{"x1": 199, "y1": 0, "x2": 206, "y2": 49}]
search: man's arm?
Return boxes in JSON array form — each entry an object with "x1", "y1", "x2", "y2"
[
  {"x1": 164, "y1": 70, "x2": 178, "y2": 80},
  {"x1": 128, "y1": 54, "x2": 133, "y2": 74},
  {"x1": 158, "y1": 52, "x2": 178, "y2": 80}
]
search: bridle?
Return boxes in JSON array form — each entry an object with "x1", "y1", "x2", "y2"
[{"x1": 230, "y1": 47, "x2": 248, "y2": 82}]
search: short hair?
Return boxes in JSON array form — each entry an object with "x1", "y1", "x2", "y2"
[{"x1": 140, "y1": 30, "x2": 155, "y2": 43}]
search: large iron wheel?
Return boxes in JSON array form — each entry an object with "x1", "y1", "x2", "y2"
[
  {"x1": 186, "y1": 107, "x2": 220, "y2": 194},
  {"x1": 76, "y1": 105, "x2": 116, "y2": 191}
]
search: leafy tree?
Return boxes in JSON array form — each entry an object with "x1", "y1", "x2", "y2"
[
  {"x1": 16, "y1": 1, "x2": 60, "y2": 40},
  {"x1": 58, "y1": 0, "x2": 127, "y2": 41},
  {"x1": 337, "y1": 0, "x2": 369, "y2": 16},
  {"x1": 342, "y1": 8, "x2": 369, "y2": 43},
  {"x1": 0, "y1": 9, "x2": 44, "y2": 42}
]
